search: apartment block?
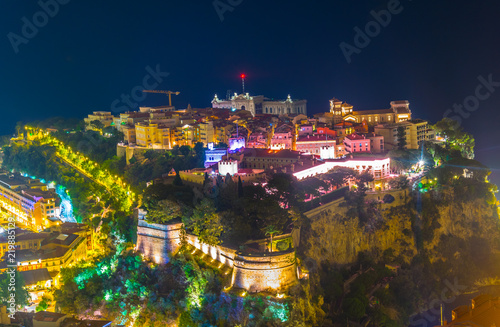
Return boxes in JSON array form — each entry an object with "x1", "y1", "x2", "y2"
[{"x1": 374, "y1": 119, "x2": 435, "y2": 150}]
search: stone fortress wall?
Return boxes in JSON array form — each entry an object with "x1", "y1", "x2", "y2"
[
  {"x1": 136, "y1": 220, "x2": 183, "y2": 264},
  {"x1": 136, "y1": 220, "x2": 298, "y2": 292}
]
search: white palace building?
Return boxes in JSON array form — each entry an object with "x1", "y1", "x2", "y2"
[{"x1": 212, "y1": 93, "x2": 307, "y2": 116}]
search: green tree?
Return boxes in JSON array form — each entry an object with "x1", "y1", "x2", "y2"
[
  {"x1": 0, "y1": 271, "x2": 30, "y2": 308},
  {"x1": 396, "y1": 126, "x2": 407, "y2": 150},
  {"x1": 89, "y1": 120, "x2": 105, "y2": 132},
  {"x1": 322, "y1": 166, "x2": 357, "y2": 189},
  {"x1": 145, "y1": 199, "x2": 183, "y2": 224},
  {"x1": 179, "y1": 145, "x2": 191, "y2": 157},
  {"x1": 263, "y1": 225, "x2": 283, "y2": 253},
  {"x1": 183, "y1": 199, "x2": 223, "y2": 246},
  {"x1": 388, "y1": 175, "x2": 409, "y2": 189}
]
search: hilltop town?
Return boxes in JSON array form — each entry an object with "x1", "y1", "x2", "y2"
[{"x1": 0, "y1": 92, "x2": 497, "y2": 326}]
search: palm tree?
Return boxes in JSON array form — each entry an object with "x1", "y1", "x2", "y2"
[{"x1": 264, "y1": 225, "x2": 282, "y2": 253}]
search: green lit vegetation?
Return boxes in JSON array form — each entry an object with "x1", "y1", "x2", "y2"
[{"x1": 54, "y1": 246, "x2": 316, "y2": 326}]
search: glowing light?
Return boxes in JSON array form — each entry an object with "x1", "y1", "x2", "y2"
[
  {"x1": 104, "y1": 290, "x2": 112, "y2": 301},
  {"x1": 240, "y1": 74, "x2": 246, "y2": 79},
  {"x1": 56, "y1": 185, "x2": 76, "y2": 223}
]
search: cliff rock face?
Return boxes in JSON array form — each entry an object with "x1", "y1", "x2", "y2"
[
  {"x1": 304, "y1": 206, "x2": 416, "y2": 266},
  {"x1": 302, "y1": 187, "x2": 500, "y2": 269},
  {"x1": 432, "y1": 199, "x2": 499, "y2": 250}
]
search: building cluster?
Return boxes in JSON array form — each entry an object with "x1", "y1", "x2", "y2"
[
  {"x1": 0, "y1": 223, "x2": 92, "y2": 303},
  {"x1": 0, "y1": 172, "x2": 64, "y2": 232},
  {"x1": 85, "y1": 94, "x2": 435, "y2": 159},
  {"x1": 83, "y1": 93, "x2": 437, "y2": 190}
]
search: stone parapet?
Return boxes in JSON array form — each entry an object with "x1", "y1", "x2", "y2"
[{"x1": 231, "y1": 250, "x2": 298, "y2": 292}]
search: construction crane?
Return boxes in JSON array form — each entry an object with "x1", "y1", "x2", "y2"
[{"x1": 142, "y1": 90, "x2": 180, "y2": 106}]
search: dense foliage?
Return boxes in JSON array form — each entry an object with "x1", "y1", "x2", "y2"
[{"x1": 54, "y1": 248, "x2": 321, "y2": 326}]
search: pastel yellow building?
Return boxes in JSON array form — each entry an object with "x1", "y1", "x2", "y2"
[
  {"x1": 374, "y1": 119, "x2": 435, "y2": 150},
  {"x1": 135, "y1": 122, "x2": 171, "y2": 149},
  {"x1": 318, "y1": 99, "x2": 412, "y2": 126},
  {"x1": 84, "y1": 111, "x2": 114, "y2": 130}
]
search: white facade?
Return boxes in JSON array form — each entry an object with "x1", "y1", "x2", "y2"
[
  {"x1": 293, "y1": 158, "x2": 391, "y2": 181},
  {"x1": 219, "y1": 160, "x2": 239, "y2": 176},
  {"x1": 212, "y1": 93, "x2": 307, "y2": 116},
  {"x1": 320, "y1": 146, "x2": 337, "y2": 159}
]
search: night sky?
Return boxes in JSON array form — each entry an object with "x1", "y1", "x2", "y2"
[{"x1": 2, "y1": 0, "x2": 500, "y2": 185}]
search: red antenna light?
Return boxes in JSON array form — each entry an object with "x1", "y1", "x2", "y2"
[{"x1": 240, "y1": 73, "x2": 246, "y2": 93}]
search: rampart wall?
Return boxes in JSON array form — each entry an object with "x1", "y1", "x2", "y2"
[
  {"x1": 136, "y1": 220, "x2": 183, "y2": 264},
  {"x1": 136, "y1": 221, "x2": 298, "y2": 292}
]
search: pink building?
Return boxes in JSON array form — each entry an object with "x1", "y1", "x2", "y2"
[
  {"x1": 247, "y1": 133, "x2": 267, "y2": 148},
  {"x1": 296, "y1": 135, "x2": 337, "y2": 155},
  {"x1": 344, "y1": 133, "x2": 371, "y2": 153},
  {"x1": 298, "y1": 125, "x2": 313, "y2": 136},
  {"x1": 271, "y1": 125, "x2": 294, "y2": 150}
]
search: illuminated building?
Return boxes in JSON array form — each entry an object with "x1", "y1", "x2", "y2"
[
  {"x1": 228, "y1": 137, "x2": 246, "y2": 152},
  {"x1": 343, "y1": 133, "x2": 371, "y2": 153},
  {"x1": 173, "y1": 124, "x2": 199, "y2": 147},
  {"x1": 205, "y1": 145, "x2": 227, "y2": 168},
  {"x1": 83, "y1": 111, "x2": 114, "y2": 130},
  {"x1": 332, "y1": 122, "x2": 355, "y2": 141},
  {"x1": 218, "y1": 160, "x2": 239, "y2": 176},
  {"x1": 121, "y1": 125, "x2": 136, "y2": 144},
  {"x1": 112, "y1": 111, "x2": 149, "y2": 132},
  {"x1": 296, "y1": 135, "x2": 337, "y2": 155},
  {"x1": 247, "y1": 132, "x2": 267, "y2": 149},
  {"x1": 21, "y1": 268, "x2": 53, "y2": 303},
  {"x1": 316, "y1": 126, "x2": 336, "y2": 137},
  {"x1": 364, "y1": 133, "x2": 385, "y2": 153},
  {"x1": 199, "y1": 121, "x2": 216, "y2": 146},
  {"x1": 374, "y1": 119, "x2": 435, "y2": 150},
  {"x1": 0, "y1": 174, "x2": 59, "y2": 231},
  {"x1": 0, "y1": 232, "x2": 87, "y2": 278},
  {"x1": 0, "y1": 231, "x2": 49, "y2": 257},
  {"x1": 240, "y1": 148, "x2": 312, "y2": 170},
  {"x1": 434, "y1": 294, "x2": 500, "y2": 327},
  {"x1": 293, "y1": 157, "x2": 391, "y2": 189},
  {"x1": 316, "y1": 99, "x2": 412, "y2": 126},
  {"x1": 135, "y1": 122, "x2": 171, "y2": 149},
  {"x1": 298, "y1": 125, "x2": 314, "y2": 136},
  {"x1": 270, "y1": 125, "x2": 294, "y2": 150},
  {"x1": 212, "y1": 93, "x2": 307, "y2": 116},
  {"x1": 214, "y1": 123, "x2": 232, "y2": 145}
]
